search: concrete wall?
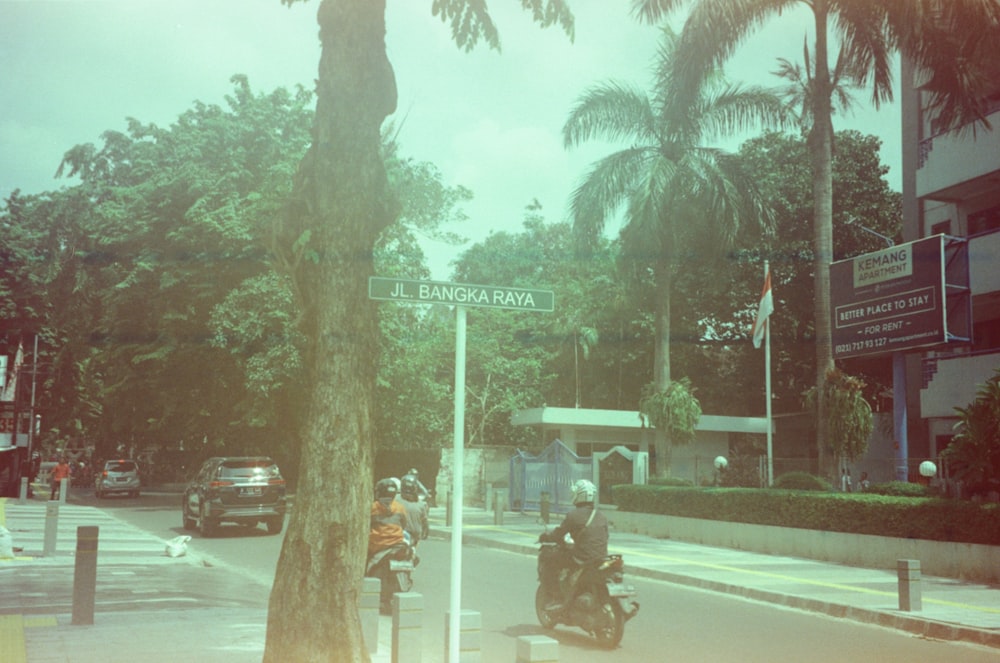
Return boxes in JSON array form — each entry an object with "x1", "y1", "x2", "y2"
[
  {"x1": 436, "y1": 446, "x2": 511, "y2": 508},
  {"x1": 607, "y1": 509, "x2": 1000, "y2": 584}
]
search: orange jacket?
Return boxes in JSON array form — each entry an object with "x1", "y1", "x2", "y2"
[
  {"x1": 51, "y1": 462, "x2": 71, "y2": 481},
  {"x1": 368, "y1": 498, "x2": 406, "y2": 557}
]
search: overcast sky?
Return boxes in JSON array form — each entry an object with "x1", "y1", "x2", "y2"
[{"x1": 1, "y1": 1, "x2": 902, "y2": 279}]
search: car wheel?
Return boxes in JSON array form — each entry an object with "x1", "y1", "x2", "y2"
[
  {"x1": 199, "y1": 506, "x2": 217, "y2": 538},
  {"x1": 266, "y1": 517, "x2": 283, "y2": 535},
  {"x1": 182, "y1": 504, "x2": 196, "y2": 531}
]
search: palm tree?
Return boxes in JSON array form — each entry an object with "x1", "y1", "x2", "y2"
[
  {"x1": 633, "y1": 0, "x2": 1000, "y2": 472},
  {"x1": 563, "y1": 26, "x2": 786, "y2": 470},
  {"x1": 564, "y1": 27, "x2": 785, "y2": 388}
]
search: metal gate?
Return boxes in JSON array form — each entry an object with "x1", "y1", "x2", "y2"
[{"x1": 509, "y1": 439, "x2": 592, "y2": 514}]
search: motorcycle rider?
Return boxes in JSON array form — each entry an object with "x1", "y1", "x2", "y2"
[
  {"x1": 538, "y1": 478, "x2": 608, "y2": 610},
  {"x1": 402, "y1": 467, "x2": 431, "y2": 502},
  {"x1": 369, "y1": 477, "x2": 408, "y2": 558},
  {"x1": 398, "y1": 475, "x2": 429, "y2": 544}
]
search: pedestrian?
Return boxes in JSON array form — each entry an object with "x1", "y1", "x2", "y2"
[
  {"x1": 858, "y1": 471, "x2": 870, "y2": 492},
  {"x1": 50, "y1": 456, "x2": 71, "y2": 500}
]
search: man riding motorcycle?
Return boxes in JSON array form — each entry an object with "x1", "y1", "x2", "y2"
[
  {"x1": 369, "y1": 477, "x2": 408, "y2": 557},
  {"x1": 538, "y1": 479, "x2": 608, "y2": 610},
  {"x1": 398, "y1": 475, "x2": 429, "y2": 544}
]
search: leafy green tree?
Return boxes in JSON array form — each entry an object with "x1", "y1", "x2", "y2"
[
  {"x1": 671, "y1": 130, "x2": 900, "y2": 420},
  {"x1": 562, "y1": 26, "x2": 784, "y2": 472},
  {"x1": 264, "y1": 3, "x2": 576, "y2": 658},
  {"x1": 943, "y1": 369, "x2": 1000, "y2": 498},
  {"x1": 635, "y1": 0, "x2": 1000, "y2": 472}
]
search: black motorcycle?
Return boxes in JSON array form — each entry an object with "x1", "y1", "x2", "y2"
[
  {"x1": 535, "y1": 540, "x2": 640, "y2": 648},
  {"x1": 365, "y1": 540, "x2": 416, "y2": 614}
]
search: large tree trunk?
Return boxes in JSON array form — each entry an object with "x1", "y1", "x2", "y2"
[
  {"x1": 810, "y1": 3, "x2": 835, "y2": 478},
  {"x1": 263, "y1": 1, "x2": 397, "y2": 661},
  {"x1": 653, "y1": 255, "x2": 672, "y2": 476}
]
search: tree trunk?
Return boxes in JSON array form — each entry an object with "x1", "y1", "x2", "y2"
[
  {"x1": 263, "y1": 1, "x2": 397, "y2": 661},
  {"x1": 810, "y1": 3, "x2": 835, "y2": 479},
  {"x1": 653, "y1": 255, "x2": 672, "y2": 476}
]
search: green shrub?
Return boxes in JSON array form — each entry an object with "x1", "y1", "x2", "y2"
[
  {"x1": 611, "y1": 484, "x2": 1000, "y2": 545},
  {"x1": 865, "y1": 481, "x2": 931, "y2": 497},
  {"x1": 773, "y1": 471, "x2": 832, "y2": 492},
  {"x1": 649, "y1": 476, "x2": 694, "y2": 487}
]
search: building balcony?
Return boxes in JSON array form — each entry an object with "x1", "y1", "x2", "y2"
[
  {"x1": 917, "y1": 109, "x2": 1000, "y2": 200},
  {"x1": 920, "y1": 350, "x2": 1000, "y2": 418}
]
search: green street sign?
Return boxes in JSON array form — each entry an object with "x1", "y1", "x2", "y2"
[{"x1": 369, "y1": 277, "x2": 554, "y2": 312}]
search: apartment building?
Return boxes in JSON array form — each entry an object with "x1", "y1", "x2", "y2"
[{"x1": 900, "y1": 56, "x2": 1000, "y2": 463}]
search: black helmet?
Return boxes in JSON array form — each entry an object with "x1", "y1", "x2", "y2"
[
  {"x1": 375, "y1": 478, "x2": 398, "y2": 500},
  {"x1": 400, "y1": 475, "x2": 418, "y2": 500}
]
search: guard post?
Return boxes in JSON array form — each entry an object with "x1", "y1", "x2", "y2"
[{"x1": 72, "y1": 526, "x2": 99, "y2": 625}]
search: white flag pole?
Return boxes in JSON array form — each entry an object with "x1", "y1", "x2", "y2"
[{"x1": 764, "y1": 261, "x2": 774, "y2": 487}]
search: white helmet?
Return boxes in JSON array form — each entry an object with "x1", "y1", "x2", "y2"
[{"x1": 572, "y1": 479, "x2": 597, "y2": 505}]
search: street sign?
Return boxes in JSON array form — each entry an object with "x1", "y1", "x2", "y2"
[{"x1": 368, "y1": 277, "x2": 554, "y2": 312}]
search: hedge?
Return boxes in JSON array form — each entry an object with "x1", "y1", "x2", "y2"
[{"x1": 611, "y1": 484, "x2": 1000, "y2": 546}]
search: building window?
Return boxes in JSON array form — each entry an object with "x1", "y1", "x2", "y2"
[
  {"x1": 930, "y1": 220, "x2": 951, "y2": 236},
  {"x1": 968, "y1": 204, "x2": 1000, "y2": 236},
  {"x1": 972, "y1": 317, "x2": 1000, "y2": 352}
]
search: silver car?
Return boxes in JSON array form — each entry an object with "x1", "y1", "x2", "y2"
[{"x1": 95, "y1": 459, "x2": 141, "y2": 498}]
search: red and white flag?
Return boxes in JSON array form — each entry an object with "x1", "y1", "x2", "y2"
[
  {"x1": 2, "y1": 341, "x2": 24, "y2": 402},
  {"x1": 751, "y1": 268, "x2": 773, "y2": 349}
]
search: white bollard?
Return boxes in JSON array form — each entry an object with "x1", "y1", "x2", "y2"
[
  {"x1": 516, "y1": 635, "x2": 558, "y2": 663},
  {"x1": 444, "y1": 609, "x2": 481, "y2": 663},
  {"x1": 360, "y1": 577, "x2": 381, "y2": 655},
  {"x1": 392, "y1": 591, "x2": 423, "y2": 663},
  {"x1": 19, "y1": 477, "x2": 29, "y2": 504},
  {"x1": 59, "y1": 478, "x2": 69, "y2": 503},
  {"x1": 43, "y1": 501, "x2": 59, "y2": 556}
]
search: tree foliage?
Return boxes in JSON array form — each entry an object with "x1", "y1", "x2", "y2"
[{"x1": 943, "y1": 369, "x2": 1000, "y2": 497}]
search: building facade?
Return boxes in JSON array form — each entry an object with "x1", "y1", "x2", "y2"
[{"x1": 901, "y1": 55, "x2": 1000, "y2": 464}]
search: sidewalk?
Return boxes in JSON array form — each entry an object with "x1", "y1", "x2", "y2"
[{"x1": 3, "y1": 496, "x2": 999, "y2": 662}]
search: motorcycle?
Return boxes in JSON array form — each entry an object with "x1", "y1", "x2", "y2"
[
  {"x1": 365, "y1": 540, "x2": 416, "y2": 614},
  {"x1": 535, "y1": 539, "x2": 640, "y2": 648}
]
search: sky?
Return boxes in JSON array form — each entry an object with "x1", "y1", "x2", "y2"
[{"x1": 0, "y1": 0, "x2": 903, "y2": 280}]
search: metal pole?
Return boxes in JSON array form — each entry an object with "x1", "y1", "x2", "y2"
[
  {"x1": 448, "y1": 306, "x2": 466, "y2": 663},
  {"x1": 764, "y1": 261, "x2": 774, "y2": 487}
]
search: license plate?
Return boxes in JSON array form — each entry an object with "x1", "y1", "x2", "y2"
[
  {"x1": 240, "y1": 486, "x2": 263, "y2": 496},
  {"x1": 606, "y1": 582, "x2": 634, "y2": 597}
]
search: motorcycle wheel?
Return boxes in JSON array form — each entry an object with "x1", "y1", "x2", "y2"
[
  {"x1": 534, "y1": 585, "x2": 557, "y2": 630},
  {"x1": 592, "y1": 600, "x2": 625, "y2": 649}
]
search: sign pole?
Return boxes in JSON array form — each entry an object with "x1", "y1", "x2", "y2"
[
  {"x1": 448, "y1": 305, "x2": 466, "y2": 663},
  {"x1": 764, "y1": 262, "x2": 774, "y2": 487}
]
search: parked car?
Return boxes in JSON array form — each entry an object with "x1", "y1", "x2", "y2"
[
  {"x1": 95, "y1": 459, "x2": 141, "y2": 498},
  {"x1": 182, "y1": 456, "x2": 286, "y2": 537}
]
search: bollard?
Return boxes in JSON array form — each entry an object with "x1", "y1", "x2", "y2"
[
  {"x1": 485, "y1": 483, "x2": 494, "y2": 513},
  {"x1": 72, "y1": 526, "x2": 99, "y2": 625},
  {"x1": 391, "y1": 591, "x2": 423, "y2": 663},
  {"x1": 59, "y1": 477, "x2": 69, "y2": 503},
  {"x1": 444, "y1": 609, "x2": 481, "y2": 663},
  {"x1": 360, "y1": 577, "x2": 381, "y2": 655},
  {"x1": 516, "y1": 634, "x2": 559, "y2": 663},
  {"x1": 43, "y1": 501, "x2": 59, "y2": 556},
  {"x1": 19, "y1": 477, "x2": 28, "y2": 504},
  {"x1": 897, "y1": 559, "x2": 922, "y2": 611},
  {"x1": 445, "y1": 491, "x2": 452, "y2": 528},
  {"x1": 493, "y1": 489, "x2": 504, "y2": 526},
  {"x1": 539, "y1": 491, "x2": 550, "y2": 525}
]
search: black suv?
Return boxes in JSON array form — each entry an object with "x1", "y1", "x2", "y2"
[{"x1": 182, "y1": 456, "x2": 286, "y2": 537}]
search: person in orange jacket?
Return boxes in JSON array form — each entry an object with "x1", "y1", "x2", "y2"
[
  {"x1": 368, "y1": 478, "x2": 407, "y2": 558},
  {"x1": 50, "y1": 457, "x2": 71, "y2": 500}
]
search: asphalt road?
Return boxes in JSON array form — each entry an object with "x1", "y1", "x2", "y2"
[{"x1": 82, "y1": 488, "x2": 1000, "y2": 663}]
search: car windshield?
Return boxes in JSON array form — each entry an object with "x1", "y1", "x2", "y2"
[
  {"x1": 220, "y1": 460, "x2": 280, "y2": 480},
  {"x1": 107, "y1": 461, "x2": 136, "y2": 472}
]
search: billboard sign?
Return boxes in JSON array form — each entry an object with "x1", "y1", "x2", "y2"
[{"x1": 830, "y1": 235, "x2": 954, "y2": 359}]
